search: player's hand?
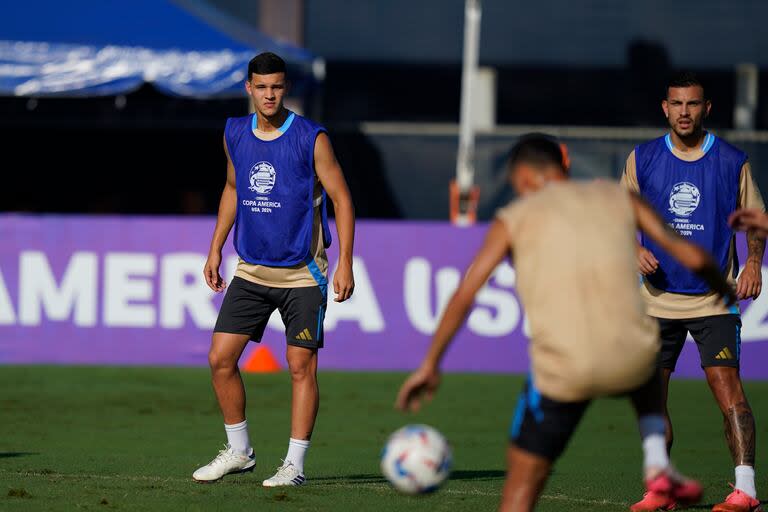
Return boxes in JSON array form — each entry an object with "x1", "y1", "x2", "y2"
[
  {"x1": 637, "y1": 246, "x2": 659, "y2": 275},
  {"x1": 736, "y1": 262, "x2": 762, "y2": 300},
  {"x1": 729, "y1": 208, "x2": 768, "y2": 239},
  {"x1": 395, "y1": 364, "x2": 441, "y2": 413},
  {"x1": 333, "y1": 260, "x2": 355, "y2": 302},
  {"x1": 203, "y1": 251, "x2": 227, "y2": 293}
]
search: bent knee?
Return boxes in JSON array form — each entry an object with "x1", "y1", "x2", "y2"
[
  {"x1": 288, "y1": 362, "x2": 313, "y2": 381},
  {"x1": 208, "y1": 350, "x2": 238, "y2": 373}
]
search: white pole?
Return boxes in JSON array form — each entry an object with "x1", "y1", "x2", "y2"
[{"x1": 455, "y1": 0, "x2": 481, "y2": 225}]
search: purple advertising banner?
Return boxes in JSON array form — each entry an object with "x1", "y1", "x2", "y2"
[{"x1": 1, "y1": 214, "x2": 768, "y2": 379}]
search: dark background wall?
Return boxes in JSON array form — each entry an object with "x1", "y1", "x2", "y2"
[
  {"x1": 303, "y1": 0, "x2": 768, "y2": 68},
  {"x1": 5, "y1": 0, "x2": 768, "y2": 218}
]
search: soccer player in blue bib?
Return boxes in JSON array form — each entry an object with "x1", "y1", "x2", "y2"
[
  {"x1": 622, "y1": 73, "x2": 765, "y2": 512},
  {"x1": 193, "y1": 53, "x2": 356, "y2": 486}
]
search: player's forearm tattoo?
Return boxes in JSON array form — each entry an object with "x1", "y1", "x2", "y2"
[
  {"x1": 747, "y1": 229, "x2": 766, "y2": 265},
  {"x1": 723, "y1": 401, "x2": 756, "y2": 466}
]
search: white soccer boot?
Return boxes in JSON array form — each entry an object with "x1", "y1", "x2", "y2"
[
  {"x1": 262, "y1": 460, "x2": 306, "y2": 487},
  {"x1": 192, "y1": 444, "x2": 255, "y2": 482}
]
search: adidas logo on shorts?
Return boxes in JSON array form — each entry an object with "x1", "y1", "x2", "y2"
[
  {"x1": 715, "y1": 347, "x2": 734, "y2": 360},
  {"x1": 295, "y1": 328, "x2": 312, "y2": 341}
]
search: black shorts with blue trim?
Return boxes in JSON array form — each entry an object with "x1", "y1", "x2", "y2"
[
  {"x1": 656, "y1": 314, "x2": 741, "y2": 371},
  {"x1": 508, "y1": 376, "x2": 590, "y2": 461},
  {"x1": 214, "y1": 276, "x2": 327, "y2": 349}
]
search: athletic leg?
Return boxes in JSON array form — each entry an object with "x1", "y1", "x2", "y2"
[
  {"x1": 629, "y1": 369, "x2": 703, "y2": 511},
  {"x1": 505, "y1": 376, "x2": 589, "y2": 511},
  {"x1": 689, "y1": 314, "x2": 760, "y2": 509},
  {"x1": 261, "y1": 345, "x2": 317, "y2": 487},
  {"x1": 209, "y1": 333, "x2": 251, "y2": 424},
  {"x1": 655, "y1": 317, "x2": 688, "y2": 453},
  {"x1": 500, "y1": 445, "x2": 551, "y2": 512},
  {"x1": 629, "y1": 368, "x2": 669, "y2": 476},
  {"x1": 193, "y1": 278, "x2": 273, "y2": 481},
  {"x1": 192, "y1": 333, "x2": 256, "y2": 481},
  {"x1": 286, "y1": 345, "x2": 320, "y2": 442},
  {"x1": 705, "y1": 367, "x2": 756, "y2": 469},
  {"x1": 264, "y1": 285, "x2": 325, "y2": 487}
]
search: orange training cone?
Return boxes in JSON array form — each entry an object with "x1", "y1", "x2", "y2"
[{"x1": 242, "y1": 345, "x2": 282, "y2": 373}]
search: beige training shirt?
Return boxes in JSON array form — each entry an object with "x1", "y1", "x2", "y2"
[{"x1": 497, "y1": 180, "x2": 660, "y2": 402}]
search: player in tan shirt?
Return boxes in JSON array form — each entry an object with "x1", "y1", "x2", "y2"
[
  {"x1": 621, "y1": 73, "x2": 764, "y2": 512},
  {"x1": 396, "y1": 134, "x2": 735, "y2": 512}
]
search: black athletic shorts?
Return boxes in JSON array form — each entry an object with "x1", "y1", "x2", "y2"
[
  {"x1": 508, "y1": 376, "x2": 590, "y2": 461},
  {"x1": 214, "y1": 276, "x2": 327, "y2": 349},
  {"x1": 656, "y1": 314, "x2": 741, "y2": 371}
]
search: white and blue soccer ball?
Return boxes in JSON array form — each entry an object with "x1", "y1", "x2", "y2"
[{"x1": 380, "y1": 424, "x2": 452, "y2": 494}]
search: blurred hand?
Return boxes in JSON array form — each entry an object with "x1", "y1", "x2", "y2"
[
  {"x1": 333, "y1": 261, "x2": 355, "y2": 302},
  {"x1": 395, "y1": 364, "x2": 441, "y2": 413},
  {"x1": 729, "y1": 208, "x2": 768, "y2": 239},
  {"x1": 637, "y1": 246, "x2": 659, "y2": 275},
  {"x1": 737, "y1": 263, "x2": 762, "y2": 301},
  {"x1": 203, "y1": 251, "x2": 227, "y2": 292}
]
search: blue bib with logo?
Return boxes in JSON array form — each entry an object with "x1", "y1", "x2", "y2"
[
  {"x1": 225, "y1": 112, "x2": 332, "y2": 266},
  {"x1": 636, "y1": 134, "x2": 745, "y2": 293}
]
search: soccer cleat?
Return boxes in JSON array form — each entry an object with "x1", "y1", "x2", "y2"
[
  {"x1": 630, "y1": 470, "x2": 703, "y2": 511},
  {"x1": 711, "y1": 486, "x2": 763, "y2": 512},
  {"x1": 262, "y1": 460, "x2": 306, "y2": 487},
  {"x1": 192, "y1": 444, "x2": 255, "y2": 482}
]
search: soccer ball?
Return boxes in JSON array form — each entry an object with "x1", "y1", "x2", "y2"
[{"x1": 380, "y1": 424, "x2": 452, "y2": 494}]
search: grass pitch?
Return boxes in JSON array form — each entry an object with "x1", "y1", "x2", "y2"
[{"x1": 0, "y1": 366, "x2": 766, "y2": 511}]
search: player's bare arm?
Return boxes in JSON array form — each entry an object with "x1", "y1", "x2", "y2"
[
  {"x1": 736, "y1": 229, "x2": 764, "y2": 300},
  {"x1": 314, "y1": 132, "x2": 355, "y2": 303},
  {"x1": 203, "y1": 137, "x2": 237, "y2": 293},
  {"x1": 396, "y1": 220, "x2": 511, "y2": 413},
  {"x1": 631, "y1": 193, "x2": 736, "y2": 304}
]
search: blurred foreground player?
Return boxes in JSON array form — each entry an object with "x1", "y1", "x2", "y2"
[
  {"x1": 622, "y1": 73, "x2": 764, "y2": 512},
  {"x1": 396, "y1": 135, "x2": 736, "y2": 512},
  {"x1": 193, "y1": 52, "x2": 355, "y2": 485},
  {"x1": 731, "y1": 208, "x2": 768, "y2": 239}
]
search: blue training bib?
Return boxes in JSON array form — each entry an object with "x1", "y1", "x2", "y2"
[
  {"x1": 636, "y1": 133, "x2": 745, "y2": 293},
  {"x1": 224, "y1": 111, "x2": 332, "y2": 266}
]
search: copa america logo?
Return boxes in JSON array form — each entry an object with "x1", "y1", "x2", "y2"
[
  {"x1": 668, "y1": 182, "x2": 701, "y2": 217},
  {"x1": 248, "y1": 161, "x2": 276, "y2": 194}
]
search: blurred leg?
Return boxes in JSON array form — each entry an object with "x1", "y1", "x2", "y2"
[{"x1": 499, "y1": 445, "x2": 551, "y2": 512}]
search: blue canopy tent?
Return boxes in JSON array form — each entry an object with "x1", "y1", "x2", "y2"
[{"x1": 0, "y1": 0, "x2": 320, "y2": 98}]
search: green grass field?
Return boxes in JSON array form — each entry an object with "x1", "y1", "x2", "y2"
[{"x1": 0, "y1": 367, "x2": 766, "y2": 511}]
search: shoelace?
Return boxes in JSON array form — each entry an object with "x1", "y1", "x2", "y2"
[
  {"x1": 209, "y1": 445, "x2": 235, "y2": 466},
  {"x1": 273, "y1": 459, "x2": 296, "y2": 478}
]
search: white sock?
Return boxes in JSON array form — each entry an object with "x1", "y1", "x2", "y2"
[
  {"x1": 224, "y1": 420, "x2": 251, "y2": 456},
  {"x1": 285, "y1": 438, "x2": 310, "y2": 473},
  {"x1": 735, "y1": 465, "x2": 757, "y2": 498},
  {"x1": 638, "y1": 415, "x2": 669, "y2": 473}
]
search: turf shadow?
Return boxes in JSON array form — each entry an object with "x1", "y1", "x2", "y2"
[
  {"x1": 311, "y1": 474, "x2": 387, "y2": 484},
  {"x1": 0, "y1": 452, "x2": 38, "y2": 459},
  {"x1": 310, "y1": 470, "x2": 506, "y2": 485},
  {"x1": 449, "y1": 469, "x2": 506, "y2": 482}
]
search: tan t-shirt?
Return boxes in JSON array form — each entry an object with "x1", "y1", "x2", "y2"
[
  {"x1": 496, "y1": 181, "x2": 659, "y2": 402},
  {"x1": 621, "y1": 137, "x2": 765, "y2": 319},
  {"x1": 234, "y1": 122, "x2": 328, "y2": 288}
]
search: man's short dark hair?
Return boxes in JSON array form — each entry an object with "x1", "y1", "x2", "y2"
[
  {"x1": 248, "y1": 52, "x2": 286, "y2": 79},
  {"x1": 667, "y1": 72, "x2": 705, "y2": 98},
  {"x1": 508, "y1": 134, "x2": 567, "y2": 173}
]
